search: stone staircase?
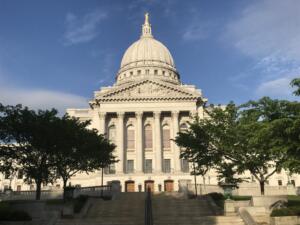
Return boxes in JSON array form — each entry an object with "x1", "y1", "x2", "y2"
[
  {"x1": 152, "y1": 192, "x2": 245, "y2": 225},
  {"x1": 56, "y1": 192, "x2": 246, "y2": 225},
  {"x1": 56, "y1": 192, "x2": 145, "y2": 225}
]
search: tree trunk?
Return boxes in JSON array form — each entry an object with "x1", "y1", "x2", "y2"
[
  {"x1": 259, "y1": 180, "x2": 265, "y2": 195},
  {"x1": 63, "y1": 179, "x2": 68, "y2": 202},
  {"x1": 35, "y1": 180, "x2": 42, "y2": 200},
  {"x1": 101, "y1": 167, "x2": 104, "y2": 197},
  {"x1": 193, "y1": 162, "x2": 197, "y2": 197}
]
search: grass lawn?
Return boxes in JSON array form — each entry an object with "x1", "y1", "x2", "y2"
[{"x1": 271, "y1": 195, "x2": 300, "y2": 217}]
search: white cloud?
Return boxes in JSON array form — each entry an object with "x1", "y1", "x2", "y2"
[
  {"x1": 256, "y1": 77, "x2": 293, "y2": 99},
  {"x1": 0, "y1": 83, "x2": 88, "y2": 115},
  {"x1": 225, "y1": 0, "x2": 300, "y2": 60},
  {"x1": 183, "y1": 22, "x2": 212, "y2": 41},
  {"x1": 63, "y1": 9, "x2": 107, "y2": 45},
  {"x1": 225, "y1": 0, "x2": 300, "y2": 99}
]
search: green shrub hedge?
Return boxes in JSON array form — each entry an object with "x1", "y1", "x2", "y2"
[
  {"x1": 208, "y1": 192, "x2": 225, "y2": 209},
  {"x1": 73, "y1": 195, "x2": 88, "y2": 213},
  {"x1": 271, "y1": 195, "x2": 300, "y2": 217}
]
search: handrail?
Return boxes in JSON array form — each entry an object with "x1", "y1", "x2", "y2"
[{"x1": 145, "y1": 187, "x2": 153, "y2": 225}]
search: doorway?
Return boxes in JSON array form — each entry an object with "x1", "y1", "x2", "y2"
[
  {"x1": 125, "y1": 180, "x2": 135, "y2": 192},
  {"x1": 164, "y1": 180, "x2": 174, "y2": 192},
  {"x1": 144, "y1": 180, "x2": 154, "y2": 192}
]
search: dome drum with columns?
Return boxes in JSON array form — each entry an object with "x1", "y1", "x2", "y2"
[{"x1": 116, "y1": 13, "x2": 180, "y2": 85}]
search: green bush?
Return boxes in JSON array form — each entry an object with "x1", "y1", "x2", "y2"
[
  {"x1": 0, "y1": 203, "x2": 31, "y2": 221},
  {"x1": 271, "y1": 196, "x2": 300, "y2": 217},
  {"x1": 208, "y1": 192, "x2": 225, "y2": 209},
  {"x1": 271, "y1": 208, "x2": 300, "y2": 217},
  {"x1": 231, "y1": 195, "x2": 252, "y2": 201},
  {"x1": 73, "y1": 195, "x2": 88, "y2": 213}
]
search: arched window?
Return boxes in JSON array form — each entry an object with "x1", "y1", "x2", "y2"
[
  {"x1": 108, "y1": 125, "x2": 116, "y2": 144},
  {"x1": 162, "y1": 125, "x2": 170, "y2": 149},
  {"x1": 144, "y1": 124, "x2": 153, "y2": 149},
  {"x1": 126, "y1": 125, "x2": 135, "y2": 150},
  {"x1": 180, "y1": 123, "x2": 188, "y2": 132}
]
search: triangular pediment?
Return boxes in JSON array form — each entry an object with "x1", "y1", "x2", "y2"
[{"x1": 94, "y1": 79, "x2": 201, "y2": 102}]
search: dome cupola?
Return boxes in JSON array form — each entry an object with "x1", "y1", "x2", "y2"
[{"x1": 116, "y1": 13, "x2": 180, "y2": 85}]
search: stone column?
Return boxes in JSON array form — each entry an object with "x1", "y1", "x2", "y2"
[
  {"x1": 98, "y1": 112, "x2": 106, "y2": 135},
  {"x1": 172, "y1": 111, "x2": 180, "y2": 172},
  {"x1": 117, "y1": 112, "x2": 125, "y2": 173},
  {"x1": 154, "y1": 111, "x2": 162, "y2": 173},
  {"x1": 136, "y1": 111, "x2": 143, "y2": 172}
]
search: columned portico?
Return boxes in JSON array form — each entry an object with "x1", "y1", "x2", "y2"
[{"x1": 154, "y1": 111, "x2": 162, "y2": 172}]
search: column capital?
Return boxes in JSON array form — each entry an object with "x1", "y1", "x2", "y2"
[
  {"x1": 135, "y1": 111, "x2": 143, "y2": 118},
  {"x1": 98, "y1": 112, "x2": 106, "y2": 118},
  {"x1": 189, "y1": 110, "x2": 197, "y2": 118},
  {"x1": 117, "y1": 112, "x2": 125, "y2": 118},
  {"x1": 172, "y1": 110, "x2": 180, "y2": 117},
  {"x1": 153, "y1": 111, "x2": 161, "y2": 118}
]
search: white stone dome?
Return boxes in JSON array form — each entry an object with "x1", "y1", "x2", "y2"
[
  {"x1": 116, "y1": 13, "x2": 180, "y2": 85},
  {"x1": 120, "y1": 37, "x2": 175, "y2": 69}
]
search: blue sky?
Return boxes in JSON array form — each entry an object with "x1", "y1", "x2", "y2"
[{"x1": 0, "y1": 0, "x2": 299, "y2": 113}]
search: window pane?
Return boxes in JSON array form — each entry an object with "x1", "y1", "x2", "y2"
[
  {"x1": 145, "y1": 159, "x2": 152, "y2": 173},
  {"x1": 181, "y1": 159, "x2": 189, "y2": 173},
  {"x1": 144, "y1": 125, "x2": 153, "y2": 149},
  {"x1": 127, "y1": 129, "x2": 135, "y2": 149},
  {"x1": 108, "y1": 126, "x2": 116, "y2": 144},
  {"x1": 127, "y1": 160, "x2": 134, "y2": 173},
  {"x1": 163, "y1": 159, "x2": 171, "y2": 173},
  {"x1": 163, "y1": 129, "x2": 170, "y2": 149}
]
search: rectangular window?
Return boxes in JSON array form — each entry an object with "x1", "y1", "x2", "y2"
[
  {"x1": 17, "y1": 170, "x2": 23, "y2": 179},
  {"x1": 145, "y1": 129, "x2": 153, "y2": 149},
  {"x1": 163, "y1": 129, "x2": 171, "y2": 149},
  {"x1": 137, "y1": 70, "x2": 141, "y2": 75},
  {"x1": 145, "y1": 159, "x2": 152, "y2": 173},
  {"x1": 181, "y1": 159, "x2": 189, "y2": 173},
  {"x1": 127, "y1": 160, "x2": 134, "y2": 173},
  {"x1": 4, "y1": 172, "x2": 9, "y2": 179},
  {"x1": 163, "y1": 159, "x2": 171, "y2": 173},
  {"x1": 127, "y1": 130, "x2": 135, "y2": 150},
  {"x1": 154, "y1": 70, "x2": 158, "y2": 75},
  {"x1": 4, "y1": 185, "x2": 9, "y2": 191},
  {"x1": 104, "y1": 164, "x2": 116, "y2": 174},
  {"x1": 278, "y1": 180, "x2": 283, "y2": 186},
  {"x1": 291, "y1": 180, "x2": 295, "y2": 186}
]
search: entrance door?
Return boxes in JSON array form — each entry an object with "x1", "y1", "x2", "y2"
[
  {"x1": 125, "y1": 181, "x2": 135, "y2": 192},
  {"x1": 164, "y1": 180, "x2": 174, "y2": 192},
  {"x1": 144, "y1": 180, "x2": 154, "y2": 192}
]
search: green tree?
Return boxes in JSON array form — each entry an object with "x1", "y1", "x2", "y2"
[
  {"x1": 291, "y1": 78, "x2": 300, "y2": 96},
  {"x1": 174, "y1": 116, "x2": 221, "y2": 196},
  {"x1": 0, "y1": 104, "x2": 58, "y2": 200},
  {"x1": 52, "y1": 115, "x2": 117, "y2": 199}
]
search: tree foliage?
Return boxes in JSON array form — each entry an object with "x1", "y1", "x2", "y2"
[
  {"x1": 175, "y1": 97, "x2": 300, "y2": 195},
  {"x1": 0, "y1": 103, "x2": 116, "y2": 200}
]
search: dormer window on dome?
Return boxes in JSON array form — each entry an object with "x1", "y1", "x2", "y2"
[{"x1": 116, "y1": 13, "x2": 180, "y2": 85}]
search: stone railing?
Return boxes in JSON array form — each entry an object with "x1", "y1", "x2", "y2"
[{"x1": 0, "y1": 190, "x2": 63, "y2": 201}]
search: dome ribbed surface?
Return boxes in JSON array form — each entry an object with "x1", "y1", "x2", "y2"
[{"x1": 120, "y1": 37, "x2": 175, "y2": 69}]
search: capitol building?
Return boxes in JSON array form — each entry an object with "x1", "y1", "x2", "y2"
[
  {"x1": 1, "y1": 14, "x2": 299, "y2": 194},
  {"x1": 67, "y1": 13, "x2": 209, "y2": 192}
]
